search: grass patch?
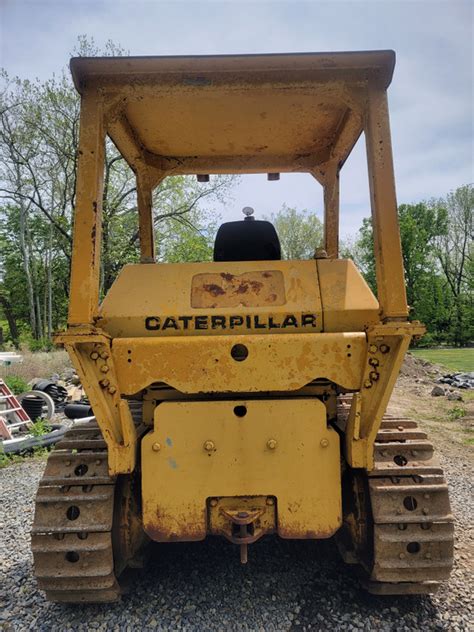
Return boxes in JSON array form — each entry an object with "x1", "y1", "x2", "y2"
[
  {"x1": 0, "y1": 349, "x2": 71, "y2": 383},
  {"x1": 411, "y1": 348, "x2": 474, "y2": 372},
  {"x1": 0, "y1": 446, "x2": 49, "y2": 468},
  {"x1": 3, "y1": 375, "x2": 29, "y2": 395},
  {"x1": 447, "y1": 406, "x2": 466, "y2": 421},
  {"x1": 30, "y1": 419, "x2": 53, "y2": 436}
]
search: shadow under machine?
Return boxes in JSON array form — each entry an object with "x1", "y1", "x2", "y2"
[{"x1": 31, "y1": 51, "x2": 454, "y2": 602}]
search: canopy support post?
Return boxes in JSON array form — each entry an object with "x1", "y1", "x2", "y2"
[
  {"x1": 323, "y1": 164, "x2": 340, "y2": 259},
  {"x1": 365, "y1": 82, "x2": 408, "y2": 320},
  {"x1": 68, "y1": 91, "x2": 105, "y2": 326},
  {"x1": 137, "y1": 170, "x2": 155, "y2": 263}
]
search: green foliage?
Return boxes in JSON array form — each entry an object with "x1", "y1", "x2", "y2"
[
  {"x1": 0, "y1": 445, "x2": 49, "y2": 468},
  {"x1": 0, "y1": 449, "x2": 15, "y2": 468},
  {"x1": 353, "y1": 192, "x2": 473, "y2": 346},
  {"x1": 0, "y1": 37, "x2": 236, "y2": 342},
  {"x1": 3, "y1": 374, "x2": 29, "y2": 395},
  {"x1": 447, "y1": 406, "x2": 466, "y2": 421},
  {"x1": 30, "y1": 419, "x2": 53, "y2": 436},
  {"x1": 411, "y1": 348, "x2": 474, "y2": 372},
  {"x1": 266, "y1": 205, "x2": 323, "y2": 260}
]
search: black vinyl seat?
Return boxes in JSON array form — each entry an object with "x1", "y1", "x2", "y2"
[{"x1": 213, "y1": 217, "x2": 281, "y2": 262}]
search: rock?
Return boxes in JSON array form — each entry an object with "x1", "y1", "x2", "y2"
[
  {"x1": 431, "y1": 385, "x2": 445, "y2": 397},
  {"x1": 447, "y1": 392, "x2": 463, "y2": 401}
]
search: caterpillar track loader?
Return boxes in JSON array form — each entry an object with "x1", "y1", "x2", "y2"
[{"x1": 31, "y1": 51, "x2": 454, "y2": 602}]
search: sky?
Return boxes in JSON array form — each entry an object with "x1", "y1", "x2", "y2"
[{"x1": 0, "y1": 0, "x2": 472, "y2": 237}]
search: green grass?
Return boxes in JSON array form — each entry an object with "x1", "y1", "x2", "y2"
[{"x1": 411, "y1": 348, "x2": 474, "y2": 372}]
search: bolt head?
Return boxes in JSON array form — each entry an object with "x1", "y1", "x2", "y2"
[
  {"x1": 320, "y1": 438, "x2": 329, "y2": 448},
  {"x1": 100, "y1": 351, "x2": 109, "y2": 360},
  {"x1": 108, "y1": 386, "x2": 117, "y2": 394},
  {"x1": 266, "y1": 497, "x2": 275, "y2": 506},
  {"x1": 369, "y1": 344, "x2": 378, "y2": 353},
  {"x1": 204, "y1": 440, "x2": 215, "y2": 452},
  {"x1": 99, "y1": 379, "x2": 109, "y2": 388},
  {"x1": 100, "y1": 364, "x2": 110, "y2": 373},
  {"x1": 364, "y1": 379, "x2": 372, "y2": 388},
  {"x1": 209, "y1": 498, "x2": 218, "y2": 507},
  {"x1": 266, "y1": 438, "x2": 277, "y2": 450},
  {"x1": 90, "y1": 351, "x2": 99, "y2": 360},
  {"x1": 152, "y1": 442, "x2": 161, "y2": 452}
]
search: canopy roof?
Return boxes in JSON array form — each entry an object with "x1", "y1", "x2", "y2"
[{"x1": 70, "y1": 51, "x2": 395, "y2": 176}]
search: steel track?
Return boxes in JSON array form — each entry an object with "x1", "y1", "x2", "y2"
[
  {"x1": 31, "y1": 422, "x2": 122, "y2": 602},
  {"x1": 31, "y1": 404, "x2": 454, "y2": 602},
  {"x1": 338, "y1": 398, "x2": 454, "y2": 594}
]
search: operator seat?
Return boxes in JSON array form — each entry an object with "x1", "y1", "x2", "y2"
[{"x1": 213, "y1": 207, "x2": 282, "y2": 262}]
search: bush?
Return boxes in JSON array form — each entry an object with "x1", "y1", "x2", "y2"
[
  {"x1": 448, "y1": 406, "x2": 466, "y2": 421},
  {"x1": 3, "y1": 374, "x2": 29, "y2": 395},
  {"x1": 30, "y1": 419, "x2": 53, "y2": 436},
  {"x1": 27, "y1": 337, "x2": 55, "y2": 353}
]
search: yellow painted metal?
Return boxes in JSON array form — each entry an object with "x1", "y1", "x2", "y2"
[
  {"x1": 70, "y1": 51, "x2": 394, "y2": 177},
  {"x1": 56, "y1": 328, "x2": 137, "y2": 474},
  {"x1": 99, "y1": 260, "x2": 324, "y2": 337},
  {"x1": 68, "y1": 91, "x2": 105, "y2": 325},
  {"x1": 66, "y1": 50, "x2": 404, "y2": 329},
  {"x1": 322, "y1": 164, "x2": 340, "y2": 259},
  {"x1": 62, "y1": 49, "x2": 421, "y2": 483},
  {"x1": 99, "y1": 259, "x2": 378, "y2": 338},
  {"x1": 136, "y1": 168, "x2": 157, "y2": 264},
  {"x1": 112, "y1": 332, "x2": 366, "y2": 395},
  {"x1": 141, "y1": 399, "x2": 341, "y2": 541},
  {"x1": 344, "y1": 321, "x2": 425, "y2": 469},
  {"x1": 365, "y1": 80, "x2": 408, "y2": 319},
  {"x1": 316, "y1": 259, "x2": 380, "y2": 331}
]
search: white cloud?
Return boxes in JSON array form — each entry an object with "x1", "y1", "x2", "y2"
[{"x1": 0, "y1": 0, "x2": 472, "y2": 237}]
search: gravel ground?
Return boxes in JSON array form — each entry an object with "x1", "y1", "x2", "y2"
[{"x1": 1, "y1": 419, "x2": 472, "y2": 631}]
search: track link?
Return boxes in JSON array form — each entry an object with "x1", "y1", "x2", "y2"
[
  {"x1": 338, "y1": 401, "x2": 454, "y2": 594},
  {"x1": 31, "y1": 422, "x2": 121, "y2": 603}
]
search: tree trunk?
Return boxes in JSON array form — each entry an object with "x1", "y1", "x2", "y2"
[
  {"x1": 18, "y1": 198, "x2": 38, "y2": 338},
  {"x1": 0, "y1": 294, "x2": 20, "y2": 347}
]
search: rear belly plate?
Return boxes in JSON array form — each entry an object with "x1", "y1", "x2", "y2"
[{"x1": 141, "y1": 399, "x2": 341, "y2": 541}]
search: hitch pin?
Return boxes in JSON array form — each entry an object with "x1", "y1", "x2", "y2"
[{"x1": 240, "y1": 524, "x2": 248, "y2": 564}]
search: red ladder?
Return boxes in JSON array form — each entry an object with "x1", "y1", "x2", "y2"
[{"x1": 0, "y1": 379, "x2": 32, "y2": 440}]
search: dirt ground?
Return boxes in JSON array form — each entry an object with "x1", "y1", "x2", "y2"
[{"x1": 394, "y1": 352, "x2": 474, "y2": 449}]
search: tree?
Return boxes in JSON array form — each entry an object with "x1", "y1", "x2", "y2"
[
  {"x1": 266, "y1": 205, "x2": 323, "y2": 260},
  {"x1": 352, "y1": 193, "x2": 472, "y2": 346},
  {"x1": 0, "y1": 38, "x2": 236, "y2": 346},
  {"x1": 432, "y1": 185, "x2": 473, "y2": 345}
]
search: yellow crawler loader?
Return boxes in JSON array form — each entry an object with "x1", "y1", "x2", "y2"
[{"x1": 31, "y1": 51, "x2": 454, "y2": 602}]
